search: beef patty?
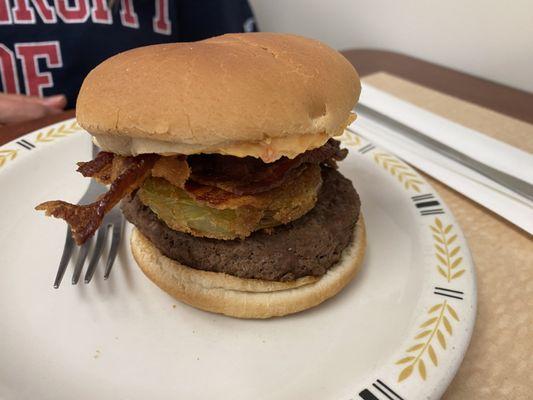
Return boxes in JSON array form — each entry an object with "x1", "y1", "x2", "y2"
[{"x1": 121, "y1": 167, "x2": 361, "y2": 281}]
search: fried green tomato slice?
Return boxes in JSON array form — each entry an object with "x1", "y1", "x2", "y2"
[{"x1": 137, "y1": 164, "x2": 322, "y2": 240}]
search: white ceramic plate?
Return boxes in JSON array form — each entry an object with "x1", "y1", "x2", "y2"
[{"x1": 0, "y1": 119, "x2": 476, "y2": 400}]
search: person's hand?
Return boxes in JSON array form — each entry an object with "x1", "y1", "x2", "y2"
[{"x1": 0, "y1": 93, "x2": 67, "y2": 125}]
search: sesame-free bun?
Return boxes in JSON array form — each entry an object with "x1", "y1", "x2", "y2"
[
  {"x1": 76, "y1": 33, "x2": 360, "y2": 161},
  {"x1": 130, "y1": 216, "x2": 366, "y2": 319}
]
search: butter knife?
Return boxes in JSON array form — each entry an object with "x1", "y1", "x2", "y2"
[{"x1": 351, "y1": 104, "x2": 533, "y2": 203}]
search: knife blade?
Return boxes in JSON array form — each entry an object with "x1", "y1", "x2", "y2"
[{"x1": 352, "y1": 104, "x2": 533, "y2": 203}]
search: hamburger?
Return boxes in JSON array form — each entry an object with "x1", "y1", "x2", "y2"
[{"x1": 36, "y1": 33, "x2": 365, "y2": 319}]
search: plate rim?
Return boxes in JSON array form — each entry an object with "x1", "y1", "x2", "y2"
[{"x1": 338, "y1": 129, "x2": 477, "y2": 400}]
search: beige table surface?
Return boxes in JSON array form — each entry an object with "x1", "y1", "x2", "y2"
[{"x1": 363, "y1": 72, "x2": 532, "y2": 399}]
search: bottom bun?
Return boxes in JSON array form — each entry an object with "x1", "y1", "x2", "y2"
[{"x1": 131, "y1": 216, "x2": 366, "y2": 319}]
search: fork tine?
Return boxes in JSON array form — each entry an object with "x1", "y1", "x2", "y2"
[
  {"x1": 104, "y1": 217, "x2": 123, "y2": 279},
  {"x1": 72, "y1": 239, "x2": 91, "y2": 284},
  {"x1": 53, "y1": 228, "x2": 75, "y2": 289},
  {"x1": 84, "y1": 224, "x2": 109, "y2": 283}
]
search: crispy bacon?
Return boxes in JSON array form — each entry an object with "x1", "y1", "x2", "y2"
[
  {"x1": 77, "y1": 152, "x2": 137, "y2": 185},
  {"x1": 75, "y1": 140, "x2": 346, "y2": 197},
  {"x1": 152, "y1": 156, "x2": 190, "y2": 188},
  {"x1": 188, "y1": 139, "x2": 347, "y2": 195},
  {"x1": 36, "y1": 140, "x2": 347, "y2": 244},
  {"x1": 183, "y1": 163, "x2": 322, "y2": 211},
  {"x1": 77, "y1": 151, "x2": 115, "y2": 184},
  {"x1": 184, "y1": 180, "x2": 246, "y2": 207},
  {"x1": 36, "y1": 154, "x2": 158, "y2": 244}
]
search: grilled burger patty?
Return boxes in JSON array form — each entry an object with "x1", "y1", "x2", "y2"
[{"x1": 122, "y1": 167, "x2": 361, "y2": 281}]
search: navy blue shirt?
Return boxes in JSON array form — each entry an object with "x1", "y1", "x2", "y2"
[{"x1": 0, "y1": 0, "x2": 256, "y2": 107}]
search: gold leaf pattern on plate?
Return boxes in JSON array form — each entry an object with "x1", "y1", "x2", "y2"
[
  {"x1": 1, "y1": 120, "x2": 80, "y2": 170},
  {"x1": 428, "y1": 345, "x2": 438, "y2": 366},
  {"x1": 418, "y1": 359, "x2": 427, "y2": 380},
  {"x1": 435, "y1": 244, "x2": 446, "y2": 255},
  {"x1": 35, "y1": 120, "x2": 80, "y2": 143},
  {"x1": 452, "y1": 269, "x2": 466, "y2": 279},
  {"x1": 443, "y1": 316, "x2": 453, "y2": 334},
  {"x1": 406, "y1": 343, "x2": 425, "y2": 352},
  {"x1": 437, "y1": 329, "x2": 446, "y2": 349},
  {"x1": 398, "y1": 365, "x2": 414, "y2": 382},
  {"x1": 338, "y1": 130, "x2": 361, "y2": 147},
  {"x1": 436, "y1": 253, "x2": 448, "y2": 266},
  {"x1": 446, "y1": 234, "x2": 457, "y2": 245},
  {"x1": 451, "y1": 257, "x2": 463, "y2": 269},
  {"x1": 415, "y1": 330, "x2": 432, "y2": 339},
  {"x1": 447, "y1": 304, "x2": 460, "y2": 321},
  {"x1": 420, "y1": 317, "x2": 438, "y2": 328},
  {"x1": 433, "y1": 234, "x2": 444, "y2": 244},
  {"x1": 431, "y1": 217, "x2": 465, "y2": 282},
  {"x1": 428, "y1": 304, "x2": 443, "y2": 313},
  {"x1": 395, "y1": 300, "x2": 460, "y2": 382},
  {"x1": 0, "y1": 149, "x2": 18, "y2": 168},
  {"x1": 396, "y1": 356, "x2": 415, "y2": 365},
  {"x1": 373, "y1": 152, "x2": 425, "y2": 192},
  {"x1": 449, "y1": 246, "x2": 460, "y2": 257}
]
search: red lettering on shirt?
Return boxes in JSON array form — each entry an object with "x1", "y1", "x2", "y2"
[
  {"x1": 91, "y1": 0, "x2": 111, "y2": 24},
  {"x1": 32, "y1": 0, "x2": 56, "y2": 23},
  {"x1": 0, "y1": 0, "x2": 12, "y2": 24},
  {"x1": 55, "y1": 0, "x2": 89, "y2": 23},
  {"x1": 0, "y1": 44, "x2": 19, "y2": 93},
  {"x1": 13, "y1": 0, "x2": 36, "y2": 23},
  {"x1": 153, "y1": 0, "x2": 170, "y2": 35},
  {"x1": 15, "y1": 41, "x2": 62, "y2": 96},
  {"x1": 120, "y1": 0, "x2": 138, "y2": 28},
  {"x1": 12, "y1": 0, "x2": 56, "y2": 23}
]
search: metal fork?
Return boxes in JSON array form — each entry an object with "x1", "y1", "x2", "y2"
[{"x1": 53, "y1": 144, "x2": 124, "y2": 288}]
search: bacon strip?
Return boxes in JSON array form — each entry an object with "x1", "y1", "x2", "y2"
[
  {"x1": 183, "y1": 164, "x2": 321, "y2": 210},
  {"x1": 184, "y1": 180, "x2": 246, "y2": 207},
  {"x1": 36, "y1": 154, "x2": 158, "y2": 244},
  {"x1": 151, "y1": 156, "x2": 190, "y2": 188},
  {"x1": 75, "y1": 140, "x2": 346, "y2": 196},
  {"x1": 77, "y1": 151, "x2": 115, "y2": 184},
  {"x1": 188, "y1": 139, "x2": 347, "y2": 195}
]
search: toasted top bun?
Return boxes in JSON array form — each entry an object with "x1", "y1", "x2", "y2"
[{"x1": 76, "y1": 33, "x2": 360, "y2": 161}]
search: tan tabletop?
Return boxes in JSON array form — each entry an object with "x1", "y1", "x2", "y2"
[
  {"x1": 361, "y1": 72, "x2": 532, "y2": 399},
  {"x1": 0, "y1": 50, "x2": 532, "y2": 398}
]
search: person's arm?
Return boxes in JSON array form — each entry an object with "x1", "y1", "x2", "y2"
[{"x1": 0, "y1": 93, "x2": 67, "y2": 125}]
